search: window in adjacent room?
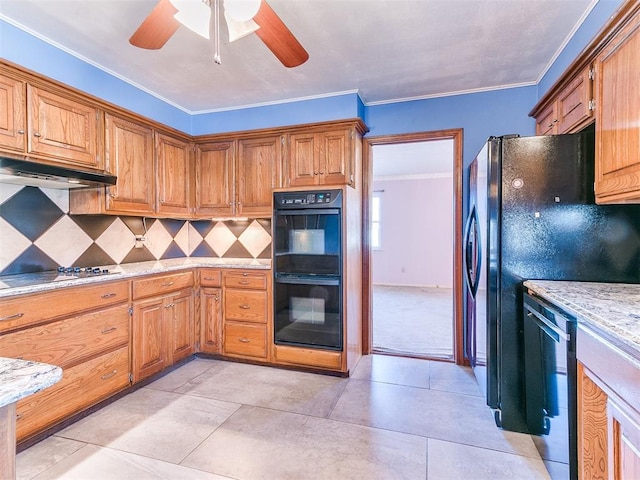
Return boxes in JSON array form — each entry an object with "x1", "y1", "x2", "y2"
[{"x1": 372, "y1": 190, "x2": 383, "y2": 249}]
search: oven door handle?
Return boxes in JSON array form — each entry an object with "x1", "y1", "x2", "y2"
[
  {"x1": 524, "y1": 304, "x2": 568, "y2": 342},
  {"x1": 275, "y1": 208, "x2": 340, "y2": 216},
  {"x1": 275, "y1": 275, "x2": 339, "y2": 286}
]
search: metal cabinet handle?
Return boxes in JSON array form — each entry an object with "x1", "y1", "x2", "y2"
[
  {"x1": 164, "y1": 303, "x2": 175, "y2": 308},
  {"x1": 17, "y1": 129, "x2": 25, "y2": 134},
  {"x1": 238, "y1": 337, "x2": 250, "y2": 343},
  {"x1": 101, "y1": 326, "x2": 117, "y2": 334},
  {"x1": 16, "y1": 413, "x2": 22, "y2": 420},
  {"x1": 214, "y1": 296, "x2": 220, "y2": 301},
  {"x1": 239, "y1": 304, "x2": 251, "y2": 309},
  {"x1": 33, "y1": 132, "x2": 41, "y2": 137},
  {"x1": 204, "y1": 277, "x2": 218, "y2": 281},
  {"x1": 101, "y1": 370, "x2": 118, "y2": 380},
  {"x1": 162, "y1": 281, "x2": 175, "y2": 287},
  {"x1": 0, "y1": 312, "x2": 24, "y2": 322},
  {"x1": 242, "y1": 273, "x2": 248, "y2": 277},
  {"x1": 238, "y1": 280, "x2": 250, "y2": 285},
  {"x1": 101, "y1": 293, "x2": 117, "y2": 299}
]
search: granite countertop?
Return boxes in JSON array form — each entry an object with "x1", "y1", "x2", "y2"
[
  {"x1": 0, "y1": 358, "x2": 62, "y2": 408},
  {"x1": 0, "y1": 257, "x2": 271, "y2": 298},
  {"x1": 524, "y1": 280, "x2": 640, "y2": 356}
]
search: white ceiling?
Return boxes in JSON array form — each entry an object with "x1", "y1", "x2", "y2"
[
  {"x1": 0, "y1": 0, "x2": 595, "y2": 114},
  {"x1": 373, "y1": 139, "x2": 454, "y2": 178}
]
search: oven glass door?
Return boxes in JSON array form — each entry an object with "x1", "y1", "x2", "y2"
[
  {"x1": 274, "y1": 276, "x2": 342, "y2": 350},
  {"x1": 274, "y1": 209, "x2": 341, "y2": 277}
]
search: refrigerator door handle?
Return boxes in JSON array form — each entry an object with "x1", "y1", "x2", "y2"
[{"x1": 464, "y1": 206, "x2": 482, "y2": 297}]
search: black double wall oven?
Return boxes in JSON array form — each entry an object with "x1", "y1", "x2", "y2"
[{"x1": 273, "y1": 190, "x2": 343, "y2": 351}]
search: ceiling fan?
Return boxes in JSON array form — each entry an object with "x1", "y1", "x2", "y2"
[{"x1": 129, "y1": 0, "x2": 309, "y2": 68}]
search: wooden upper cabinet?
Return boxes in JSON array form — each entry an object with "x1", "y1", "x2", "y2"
[
  {"x1": 236, "y1": 135, "x2": 282, "y2": 216},
  {"x1": 287, "y1": 128, "x2": 353, "y2": 187},
  {"x1": 104, "y1": 113, "x2": 155, "y2": 214},
  {"x1": 533, "y1": 66, "x2": 594, "y2": 136},
  {"x1": 156, "y1": 132, "x2": 191, "y2": 216},
  {"x1": 0, "y1": 74, "x2": 26, "y2": 153},
  {"x1": 594, "y1": 11, "x2": 640, "y2": 204},
  {"x1": 27, "y1": 85, "x2": 102, "y2": 169},
  {"x1": 194, "y1": 141, "x2": 235, "y2": 217}
]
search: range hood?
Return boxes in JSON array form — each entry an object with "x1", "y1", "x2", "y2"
[{"x1": 0, "y1": 156, "x2": 117, "y2": 189}]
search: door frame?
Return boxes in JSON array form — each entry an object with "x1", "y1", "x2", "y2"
[{"x1": 361, "y1": 129, "x2": 465, "y2": 364}]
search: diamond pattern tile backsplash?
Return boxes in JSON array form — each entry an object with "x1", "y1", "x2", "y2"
[{"x1": 0, "y1": 185, "x2": 272, "y2": 275}]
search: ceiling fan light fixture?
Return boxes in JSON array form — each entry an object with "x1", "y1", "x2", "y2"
[
  {"x1": 224, "y1": 11, "x2": 260, "y2": 42},
  {"x1": 170, "y1": 0, "x2": 211, "y2": 39},
  {"x1": 224, "y1": 0, "x2": 261, "y2": 22}
]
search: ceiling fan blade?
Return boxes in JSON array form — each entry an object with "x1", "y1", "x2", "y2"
[
  {"x1": 129, "y1": 0, "x2": 180, "y2": 50},
  {"x1": 253, "y1": 1, "x2": 309, "y2": 68}
]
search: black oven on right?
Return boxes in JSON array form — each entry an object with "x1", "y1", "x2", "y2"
[
  {"x1": 273, "y1": 190, "x2": 343, "y2": 351},
  {"x1": 523, "y1": 291, "x2": 577, "y2": 480}
]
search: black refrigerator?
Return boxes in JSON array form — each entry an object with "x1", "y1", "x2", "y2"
[{"x1": 464, "y1": 128, "x2": 640, "y2": 433}]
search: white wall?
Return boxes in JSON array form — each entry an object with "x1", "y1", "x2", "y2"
[{"x1": 372, "y1": 176, "x2": 453, "y2": 287}]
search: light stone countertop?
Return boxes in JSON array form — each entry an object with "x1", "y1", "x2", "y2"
[
  {"x1": 524, "y1": 280, "x2": 640, "y2": 357},
  {"x1": 0, "y1": 357, "x2": 62, "y2": 408},
  {"x1": 0, "y1": 257, "x2": 271, "y2": 298}
]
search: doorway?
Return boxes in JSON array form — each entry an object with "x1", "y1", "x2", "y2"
[{"x1": 362, "y1": 130, "x2": 464, "y2": 364}]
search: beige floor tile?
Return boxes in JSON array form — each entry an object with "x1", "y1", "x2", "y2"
[
  {"x1": 57, "y1": 387, "x2": 240, "y2": 464},
  {"x1": 146, "y1": 357, "x2": 219, "y2": 392},
  {"x1": 330, "y1": 379, "x2": 540, "y2": 458},
  {"x1": 427, "y1": 438, "x2": 550, "y2": 479},
  {"x1": 175, "y1": 360, "x2": 348, "y2": 417},
  {"x1": 182, "y1": 405, "x2": 427, "y2": 480},
  {"x1": 351, "y1": 354, "x2": 431, "y2": 389},
  {"x1": 16, "y1": 436, "x2": 86, "y2": 480},
  {"x1": 31, "y1": 444, "x2": 227, "y2": 480},
  {"x1": 428, "y1": 360, "x2": 482, "y2": 396}
]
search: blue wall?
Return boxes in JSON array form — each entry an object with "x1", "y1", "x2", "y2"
[{"x1": 191, "y1": 92, "x2": 362, "y2": 135}]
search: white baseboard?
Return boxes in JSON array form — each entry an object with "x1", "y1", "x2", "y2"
[{"x1": 372, "y1": 282, "x2": 453, "y2": 289}]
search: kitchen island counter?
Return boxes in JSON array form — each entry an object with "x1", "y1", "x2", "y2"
[
  {"x1": 0, "y1": 258, "x2": 270, "y2": 298},
  {"x1": 523, "y1": 280, "x2": 640, "y2": 357}
]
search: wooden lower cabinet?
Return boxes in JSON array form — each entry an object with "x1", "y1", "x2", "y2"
[
  {"x1": 16, "y1": 346, "x2": 129, "y2": 442},
  {"x1": 273, "y1": 345, "x2": 342, "y2": 370},
  {"x1": 578, "y1": 362, "x2": 609, "y2": 479},
  {"x1": 200, "y1": 287, "x2": 222, "y2": 354},
  {"x1": 578, "y1": 324, "x2": 640, "y2": 479},
  {"x1": 132, "y1": 285, "x2": 194, "y2": 382},
  {"x1": 223, "y1": 321, "x2": 267, "y2": 359}
]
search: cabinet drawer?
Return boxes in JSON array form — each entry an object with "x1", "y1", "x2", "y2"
[
  {"x1": 0, "y1": 304, "x2": 129, "y2": 368},
  {"x1": 223, "y1": 322, "x2": 267, "y2": 358},
  {"x1": 132, "y1": 271, "x2": 194, "y2": 300},
  {"x1": 224, "y1": 289, "x2": 267, "y2": 323},
  {"x1": 274, "y1": 345, "x2": 342, "y2": 370},
  {"x1": 223, "y1": 271, "x2": 268, "y2": 290},
  {"x1": 0, "y1": 280, "x2": 129, "y2": 333},
  {"x1": 16, "y1": 345, "x2": 129, "y2": 442},
  {"x1": 199, "y1": 269, "x2": 222, "y2": 287}
]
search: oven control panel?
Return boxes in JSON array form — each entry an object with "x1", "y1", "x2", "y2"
[{"x1": 275, "y1": 190, "x2": 341, "y2": 208}]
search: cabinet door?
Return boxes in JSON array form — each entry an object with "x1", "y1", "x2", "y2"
[
  {"x1": 535, "y1": 103, "x2": 557, "y2": 135},
  {"x1": 169, "y1": 289, "x2": 194, "y2": 364},
  {"x1": 609, "y1": 399, "x2": 640, "y2": 479},
  {"x1": 595, "y1": 13, "x2": 640, "y2": 203},
  {"x1": 156, "y1": 132, "x2": 191, "y2": 216},
  {"x1": 236, "y1": 135, "x2": 282, "y2": 216},
  {"x1": 133, "y1": 296, "x2": 167, "y2": 382},
  {"x1": 200, "y1": 287, "x2": 222, "y2": 354},
  {"x1": 105, "y1": 114, "x2": 155, "y2": 214},
  {"x1": 27, "y1": 85, "x2": 101, "y2": 169},
  {"x1": 287, "y1": 132, "x2": 317, "y2": 187},
  {"x1": 319, "y1": 128, "x2": 351, "y2": 185},
  {"x1": 578, "y1": 363, "x2": 608, "y2": 479},
  {"x1": 195, "y1": 141, "x2": 235, "y2": 216},
  {"x1": 0, "y1": 74, "x2": 26, "y2": 153},
  {"x1": 556, "y1": 67, "x2": 593, "y2": 134}
]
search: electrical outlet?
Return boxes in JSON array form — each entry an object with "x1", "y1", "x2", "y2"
[{"x1": 134, "y1": 235, "x2": 146, "y2": 249}]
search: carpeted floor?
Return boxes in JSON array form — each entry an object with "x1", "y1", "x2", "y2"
[{"x1": 372, "y1": 285, "x2": 454, "y2": 359}]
